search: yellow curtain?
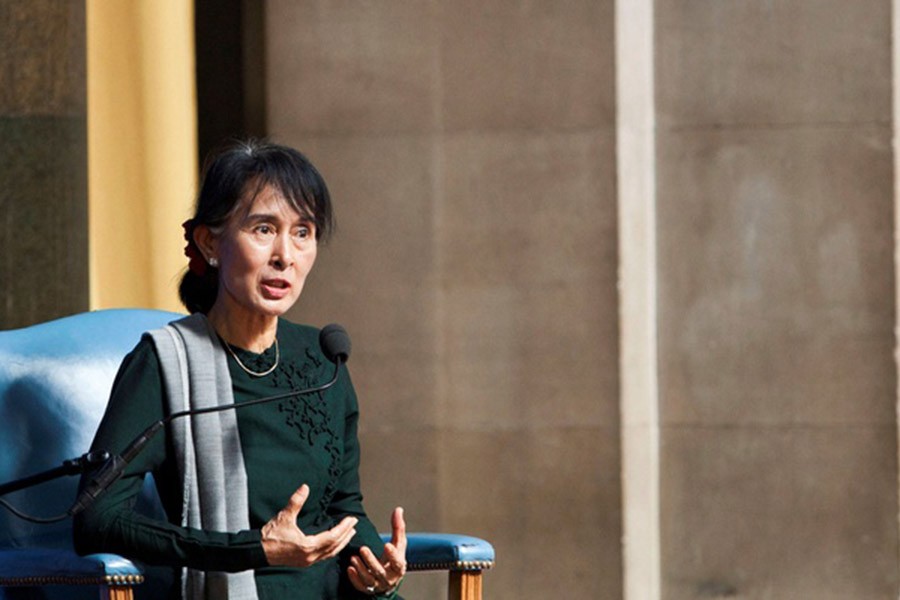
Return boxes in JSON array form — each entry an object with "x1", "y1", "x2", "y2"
[{"x1": 87, "y1": 0, "x2": 197, "y2": 313}]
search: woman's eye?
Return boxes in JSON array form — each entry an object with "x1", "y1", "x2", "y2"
[
  {"x1": 295, "y1": 227, "x2": 311, "y2": 239},
  {"x1": 254, "y1": 224, "x2": 274, "y2": 235}
]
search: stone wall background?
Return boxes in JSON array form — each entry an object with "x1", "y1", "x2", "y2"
[{"x1": 270, "y1": 3, "x2": 621, "y2": 598}]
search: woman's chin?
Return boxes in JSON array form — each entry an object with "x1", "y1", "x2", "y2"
[{"x1": 258, "y1": 295, "x2": 300, "y2": 316}]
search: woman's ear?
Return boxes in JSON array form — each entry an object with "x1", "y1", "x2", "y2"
[{"x1": 193, "y1": 225, "x2": 218, "y2": 263}]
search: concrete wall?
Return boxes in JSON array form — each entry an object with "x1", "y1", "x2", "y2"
[
  {"x1": 0, "y1": 1, "x2": 87, "y2": 329},
  {"x1": 266, "y1": 1, "x2": 621, "y2": 598},
  {"x1": 655, "y1": 1, "x2": 897, "y2": 598},
  {"x1": 263, "y1": 1, "x2": 900, "y2": 599}
]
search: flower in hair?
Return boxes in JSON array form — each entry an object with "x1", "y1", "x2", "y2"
[{"x1": 182, "y1": 219, "x2": 207, "y2": 276}]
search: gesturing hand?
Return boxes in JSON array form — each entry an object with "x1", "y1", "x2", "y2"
[
  {"x1": 347, "y1": 507, "x2": 407, "y2": 597},
  {"x1": 261, "y1": 484, "x2": 358, "y2": 568}
]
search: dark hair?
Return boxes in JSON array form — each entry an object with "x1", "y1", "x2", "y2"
[{"x1": 179, "y1": 140, "x2": 335, "y2": 314}]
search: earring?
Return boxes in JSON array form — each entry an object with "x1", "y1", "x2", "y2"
[{"x1": 208, "y1": 257, "x2": 219, "y2": 268}]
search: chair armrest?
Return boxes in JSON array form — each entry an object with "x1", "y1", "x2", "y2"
[
  {"x1": 0, "y1": 549, "x2": 144, "y2": 587},
  {"x1": 380, "y1": 533, "x2": 495, "y2": 572}
]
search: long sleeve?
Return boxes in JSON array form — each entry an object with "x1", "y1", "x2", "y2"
[
  {"x1": 331, "y1": 368, "x2": 406, "y2": 599},
  {"x1": 330, "y1": 369, "x2": 384, "y2": 552},
  {"x1": 72, "y1": 338, "x2": 268, "y2": 572}
]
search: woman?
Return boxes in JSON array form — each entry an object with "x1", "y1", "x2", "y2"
[{"x1": 74, "y1": 141, "x2": 406, "y2": 599}]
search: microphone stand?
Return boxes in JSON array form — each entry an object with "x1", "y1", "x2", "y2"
[
  {"x1": 69, "y1": 357, "x2": 343, "y2": 516},
  {"x1": 0, "y1": 357, "x2": 344, "y2": 522},
  {"x1": 0, "y1": 451, "x2": 110, "y2": 498}
]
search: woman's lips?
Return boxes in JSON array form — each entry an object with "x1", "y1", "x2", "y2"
[{"x1": 261, "y1": 279, "x2": 291, "y2": 299}]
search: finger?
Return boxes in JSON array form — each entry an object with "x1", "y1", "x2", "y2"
[
  {"x1": 304, "y1": 532, "x2": 354, "y2": 565},
  {"x1": 347, "y1": 567, "x2": 364, "y2": 592},
  {"x1": 284, "y1": 484, "x2": 310, "y2": 519},
  {"x1": 391, "y1": 507, "x2": 407, "y2": 554},
  {"x1": 350, "y1": 556, "x2": 377, "y2": 586},
  {"x1": 349, "y1": 555, "x2": 366, "y2": 573},
  {"x1": 308, "y1": 519, "x2": 358, "y2": 559},
  {"x1": 329, "y1": 516, "x2": 359, "y2": 540},
  {"x1": 314, "y1": 527, "x2": 357, "y2": 560},
  {"x1": 347, "y1": 565, "x2": 370, "y2": 594},
  {"x1": 360, "y1": 546, "x2": 390, "y2": 586},
  {"x1": 382, "y1": 543, "x2": 407, "y2": 576},
  {"x1": 330, "y1": 517, "x2": 359, "y2": 548},
  {"x1": 312, "y1": 516, "x2": 358, "y2": 545},
  {"x1": 330, "y1": 524, "x2": 358, "y2": 556}
]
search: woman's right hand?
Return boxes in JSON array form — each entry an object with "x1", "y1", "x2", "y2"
[{"x1": 261, "y1": 484, "x2": 358, "y2": 567}]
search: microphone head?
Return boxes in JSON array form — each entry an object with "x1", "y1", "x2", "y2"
[{"x1": 319, "y1": 323, "x2": 351, "y2": 364}]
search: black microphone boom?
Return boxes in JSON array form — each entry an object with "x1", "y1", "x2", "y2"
[{"x1": 69, "y1": 324, "x2": 351, "y2": 517}]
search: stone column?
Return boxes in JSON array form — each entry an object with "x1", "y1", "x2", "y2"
[
  {"x1": 654, "y1": 1, "x2": 898, "y2": 598},
  {"x1": 617, "y1": 0, "x2": 660, "y2": 597},
  {"x1": 0, "y1": 1, "x2": 88, "y2": 329}
]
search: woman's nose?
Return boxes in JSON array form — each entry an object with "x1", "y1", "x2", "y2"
[{"x1": 271, "y1": 233, "x2": 294, "y2": 269}]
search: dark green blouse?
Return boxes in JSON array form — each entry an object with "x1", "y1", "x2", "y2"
[{"x1": 74, "y1": 318, "x2": 386, "y2": 600}]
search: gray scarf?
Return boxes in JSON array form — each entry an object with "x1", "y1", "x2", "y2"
[{"x1": 149, "y1": 314, "x2": 259, "y2": 600}]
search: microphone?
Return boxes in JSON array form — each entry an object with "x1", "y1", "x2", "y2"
[
  {"x1": 319, "y1": 323, "x2": 351, "y2": 364},
  {"x1": 70, "y1": 324, "x2": 351, "y2": 516}
]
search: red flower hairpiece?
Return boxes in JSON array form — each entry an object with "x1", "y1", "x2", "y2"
[{"x1": 182, "y1": 219, "x2": 207, "y2": 276}]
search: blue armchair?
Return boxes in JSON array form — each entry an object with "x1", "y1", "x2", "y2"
[{"x1": 0, "y1": 310, "x2": 493, "y2": 600}]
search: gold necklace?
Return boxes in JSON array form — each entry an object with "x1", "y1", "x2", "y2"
[{"x1": 223, "y1": 338, "x2": 279, "y2": 377}]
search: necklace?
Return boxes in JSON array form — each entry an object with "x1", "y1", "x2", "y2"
[{"x1": 223, "y1": 337, "x2": 279, "y2": 377}]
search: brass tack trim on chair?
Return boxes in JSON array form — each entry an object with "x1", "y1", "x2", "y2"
[
  {"x1": 105, "y1": 574, "x2": 145, "y2": 586},
  {"x1": 407, "y1": 559, "x2": 494, "y2": 572},
  {"x1": 0, "y1": 574, "x2": 144, "y2": 587},
  {"x1": 1, "y1": 576, "x2": 99, "y2": 586}
]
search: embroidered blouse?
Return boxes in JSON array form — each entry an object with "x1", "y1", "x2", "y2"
[{"x1": 73, "y1": 318, "x2": 386, "y2": 600}]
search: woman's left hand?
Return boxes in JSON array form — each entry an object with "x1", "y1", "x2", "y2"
[{"x1": 347, "y1": 507, "x2": 407, "y2": 596}]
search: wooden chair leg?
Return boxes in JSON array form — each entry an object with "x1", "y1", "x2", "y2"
[
  {"x1": 100, "y1": 585, "x2": 135, "y2": 600},
  {"x1": 449, "y1": 570, "x2": 483, "y2": 600}
]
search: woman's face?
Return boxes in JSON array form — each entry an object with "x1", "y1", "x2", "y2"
[{"x1": 205, "y1": 183, "x2": 318, "y2": 321}]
